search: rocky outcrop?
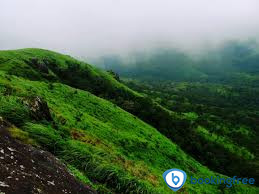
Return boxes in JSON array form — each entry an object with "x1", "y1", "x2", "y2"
[
  {"x1": 24, "y1": 97, "x2": 53, "y2": 122},
  {"x1": 0, "y1": 119, "x2": 96, "y2": 194}
]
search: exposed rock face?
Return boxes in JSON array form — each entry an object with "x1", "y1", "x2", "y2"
[
  {"x1": 24, "y1": 97, "x2": 53, "y2": 122},
  {"x1": 0, "y1": 120, "x2": 96, "y2": 194}
]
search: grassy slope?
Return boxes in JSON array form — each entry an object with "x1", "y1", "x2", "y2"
[{"x1": 0, "y1": 49, "x2": 258, "y2": 193}]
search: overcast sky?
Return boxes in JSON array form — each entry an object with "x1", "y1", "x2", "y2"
[{"x1": 1, "y1": 0, "x2": 259, "y2": 58}]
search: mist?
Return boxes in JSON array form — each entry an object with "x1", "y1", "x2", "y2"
[{"x1": 1, "y1": 0, "x2": 259, "y2": 59}]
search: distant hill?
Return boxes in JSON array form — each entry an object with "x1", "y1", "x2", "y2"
[
  {"x1": 0, "y1": 49, "x2": 258, "y2": 193},
  {"x1": 96, "y1": 40, "x2": 259, "y2": 87}
]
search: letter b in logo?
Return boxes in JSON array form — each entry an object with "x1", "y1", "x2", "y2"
[
  {"x1": 163, "y1": 169, "x2": 187, "y2": 191},
  {"x1": 172, "y1": 173, "x2": 180, "y2": 185}
]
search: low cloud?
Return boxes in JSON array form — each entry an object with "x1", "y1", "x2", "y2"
[{"x1": 1, "y1": 0, "x2": 259, "y2": 58}]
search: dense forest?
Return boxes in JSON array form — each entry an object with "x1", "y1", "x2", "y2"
[{"x1": 124, "y1": 79, "x2": 259, "y2": 181}]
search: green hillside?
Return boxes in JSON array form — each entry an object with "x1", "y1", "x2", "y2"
[
  {"x1": 0, "y1": 49, "x2": 258, "y2": 193},
  {"x1": 2, "y1": 48, "x2": 256, "y2": 182}
]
